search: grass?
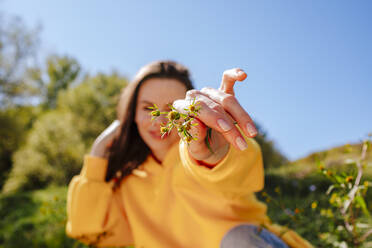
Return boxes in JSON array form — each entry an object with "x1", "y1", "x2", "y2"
[
  {"x1": 269, "y1": 142, "x2": 372, "y2": 179},
  {"x1": 0, "y1": 186, "x2": 89, "y2": 248},
  {"x1": 261, "y1": 140, "x2": 372, "y2": 247},
  {"x1": 1, "y1": 179, "x2": 371, "y2": 247},
  {"x1": 1, "y1": 141, "x2": 371, "y2": 247}
]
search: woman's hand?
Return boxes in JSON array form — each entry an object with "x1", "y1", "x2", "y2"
[
  {"x1": 90, "y1": 120, "x2": 121, "y2": 158},
  {"x1": 173, "y1": 68, "x2": 258, "y2": 165}
]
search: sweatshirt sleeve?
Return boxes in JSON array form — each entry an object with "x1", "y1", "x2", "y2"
[
  {"x1": 65, "y1": 155, "x2": 134, "y2": 247},
  {"x1": 179, "y1": 135, "x2": 264, "y2": 199}
]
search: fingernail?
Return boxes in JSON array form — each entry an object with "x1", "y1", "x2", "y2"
[
  {"x1": 236, "y1": 70, "x2": 245, "y2": 77},
  {"x1": 246, "y1": 123, "x2": 257, "y2": 136},
  {"x1": 217, "y1": 119, "x2": 232, "y2": 131},
  {"x1": 236, "y1": 136, "x2": 248, "y2": 151}
]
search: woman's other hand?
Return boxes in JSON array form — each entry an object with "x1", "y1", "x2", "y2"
[
  {"x1": 90, "y1": 120, "x2": 121, "y2": 158},
  {"x1": 173, "y1": 68, "x2": 257, "y2": 165}
]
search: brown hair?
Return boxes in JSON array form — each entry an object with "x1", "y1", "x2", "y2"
[{"x1": 105, "y1": 60, "x2": 194, "y2": 187}]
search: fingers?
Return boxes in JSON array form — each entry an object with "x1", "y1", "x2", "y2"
[
  {"x1": 219, "y1": 68, "x2": 247, "y2": 96},
  {"x1": 172, "y1": 68, "x2": 254, "y2": 152},
  {"x1": 200, "y1": 87, "x2": 257, "y2": 137},
  {"x1": 173, "y1": 93, "x2": 249, "y2": 151},
  {"x1": 95, "y1": 120, "x2": 120, "y2": 144},
  {"x1": 103, "y1": 120, "x2": 121, "y2": 137},
  {"x1": 91, "y1": 120, "x2": 121, "y2": 157}
]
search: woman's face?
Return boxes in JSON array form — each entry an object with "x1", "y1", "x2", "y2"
[{"x1": 135, "y1": 78, "x2": 188, "y2": 160}]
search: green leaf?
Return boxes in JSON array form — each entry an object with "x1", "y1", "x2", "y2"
[
  {"x1": 326, "y1": 185, "x2": 335, "y2": 195},
  {"x1": 355, "y1": 195, "x2": 370, "y2": 217},
  {"x1": 335, "y1": 175, "x2": 344, "y2": 184},
  {"x1": 205, "y1": 127, "x2": 213, "y2": 154},
  {"x1": 168, "y1": 103, "x2": 177, "y2": 110}
]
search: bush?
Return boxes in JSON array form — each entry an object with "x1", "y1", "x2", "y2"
[
  {"x1": 2, "y1": 111, "x2": 85, "y2": 193},
  {"x1": 0, "y1": 106, "x2": 41, "y2": 189},
  {"x1": 57, "y1": 72, "x2": 127, "y2": 147},
  {"x1": 254, "y1": 123, "x2": 289, "y2": 169},
  {"x1": 0, "y1": 186, "x2": 89, "y2": 248},
  {"x1": 261, "y1": 138, "x2": 372, "y2": 247},
  {"x1": 2, "y1": 72, "x2": 127, "y2": 193}
]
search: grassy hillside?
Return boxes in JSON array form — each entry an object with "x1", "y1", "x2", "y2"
[
  {"x1": 1, "y1": 184, "x2": 369, "y2": 248},
  {"x1": 268, "y1": 142, "x2": 372, "y2": 179},
  {"x1": 1, "y1": 141, "x2": 371, "y2": 247},
  {"x1": 0, "y1": 185, "x2": 134, "y2": 248},
  {"x1": 0, "y1": 186, "x2": 89, "y2": 248},
  {"x1": 262, "y1": 141, "x2": 372, "y2": 247}
]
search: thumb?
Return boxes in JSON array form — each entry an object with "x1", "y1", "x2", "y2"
[
  {"x1": 179, "y1": 118, "x2": 210, "y2": 159},
  {"x1": 187, "y1": 118, "x2": 207, "y2": 144},
  {"x1": 177, "y1": 118, "x2": 207, "y2": 144}
]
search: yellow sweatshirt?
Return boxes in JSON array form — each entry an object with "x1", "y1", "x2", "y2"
[{"x1": 66, "y1": 138, "x2": 313, "y2": 248}]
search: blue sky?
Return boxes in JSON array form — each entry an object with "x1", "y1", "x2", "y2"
[{"x1": 2, "y1": 0, "x2": 371, "y2": 160}]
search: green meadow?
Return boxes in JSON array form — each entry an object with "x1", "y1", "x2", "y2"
[{"x1": 1, "y1": 142, "x2": 371, "y2": 247}]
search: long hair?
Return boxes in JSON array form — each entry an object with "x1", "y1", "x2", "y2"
[{"x1": 105, "y1": 60, "x2": 194, "y2": 187}]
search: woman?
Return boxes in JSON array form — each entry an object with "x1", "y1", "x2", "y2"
[{"x1": 66, "y1": 60, "x2": 313, "y2": 248}]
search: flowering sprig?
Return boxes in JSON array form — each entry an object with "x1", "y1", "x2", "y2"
[
  {"x1": 148, "y1": 98, "x2": 213, "y2": 152},
  {"x1": 314, "y1": 136, "x2": 371, "y2": 246},
  {"x1": 262, "y1": 134, "x2": 372, "y2": 247}
]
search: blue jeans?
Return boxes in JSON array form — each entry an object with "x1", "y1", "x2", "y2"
[{"x1": 220, "y1": 224, "x2": 289, "y2": 248}]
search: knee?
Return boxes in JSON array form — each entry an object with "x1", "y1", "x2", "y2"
[{"x1": 220, "y1": 224, "x2": 269, "y2": 248}]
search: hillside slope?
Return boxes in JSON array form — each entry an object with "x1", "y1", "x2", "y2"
[{"x1": 268, "y1": 142, "x2": 372, "y2": 179}]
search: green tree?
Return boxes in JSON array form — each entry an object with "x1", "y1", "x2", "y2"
[
  {"x1": 0, "y1": 13, "x2": 40, "y2": 107},
  {"x1": 0, "y1": 13, "x2": 42, "y2": 190},
  {"x1": 0, "y1": 106, "x2": 41, "y2": 188},
  {"x1": 254, "y1": 123, "x2": 289, "y2": 168},
  {"x1": 57, "y1": 72, "x2": 127, "y2": 146},
  {"x1": 2, "y1": 110, "x2": 85, "y2": 193},
  {"x1": 28, "y1": 54, "x2": 81, "y2": 109},
  {"x1": 3, "y1": 72, "x2": 127, "y2": 193}
]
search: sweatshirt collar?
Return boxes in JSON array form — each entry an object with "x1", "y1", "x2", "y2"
[{"x1": 144, "y1": 141, "x2": 179, "y2": 173}]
